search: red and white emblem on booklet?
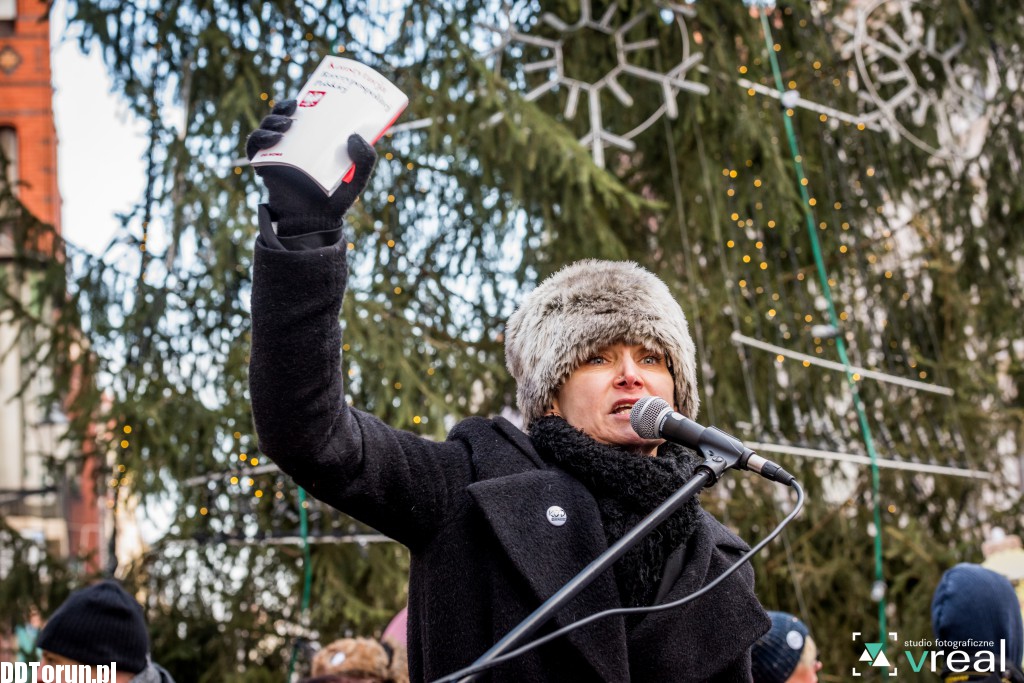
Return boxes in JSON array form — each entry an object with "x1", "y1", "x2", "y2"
[{"x1": 251, "y1": 57, "x2": 409, "y2": 196}]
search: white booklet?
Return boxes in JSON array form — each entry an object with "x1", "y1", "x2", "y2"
[{"x1": 250, "y1": 57, "x2": 409, "y2": 196}]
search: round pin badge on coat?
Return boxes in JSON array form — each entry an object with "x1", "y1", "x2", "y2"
[{"x1": 546, "y1": 505, "x2": 567, "y2": 526}]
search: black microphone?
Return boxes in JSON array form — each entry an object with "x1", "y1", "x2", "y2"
[{"x1": 630, "y1": 397, "x2": 795, "y2": 485}]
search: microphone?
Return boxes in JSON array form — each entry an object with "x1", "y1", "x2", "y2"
[{"x1": 630, "y1": 397, "x2": 795, "y2": 485}]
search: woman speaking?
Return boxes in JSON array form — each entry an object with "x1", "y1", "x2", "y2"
[{"x1": 247, "y1": 101, "x2": 769, "y2": 682}]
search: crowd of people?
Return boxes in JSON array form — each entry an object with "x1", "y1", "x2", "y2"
[{"x1": 21, "y1": 560, "x2": 1021, "y2": 681}]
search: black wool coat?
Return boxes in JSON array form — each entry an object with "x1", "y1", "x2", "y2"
[{"x1": 249, "y1": 235, "x2": 770, "y2": 683}]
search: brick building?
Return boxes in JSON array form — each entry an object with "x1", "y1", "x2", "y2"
[{"x1": 0, "y1": 0, "x2": 103, "y2": 585}]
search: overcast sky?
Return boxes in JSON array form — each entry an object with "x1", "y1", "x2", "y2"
[{"x1": 51, "y1": 0, "x2": 148, "y2": 256}]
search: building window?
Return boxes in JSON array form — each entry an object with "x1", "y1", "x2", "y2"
[
  {"x1": 0, "y1": 0, "x2": 15, "y2": 36},
  {"x1": 0, "y1": 125, "x2": 16, "y2": 188},
  {"x1": 0, "y1": 126, "x2": 15, "y2": 257}
]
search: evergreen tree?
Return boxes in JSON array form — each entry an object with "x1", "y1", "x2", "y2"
[{"x1": 2, "y1": 0, "x2": 1021, "y2": 678}]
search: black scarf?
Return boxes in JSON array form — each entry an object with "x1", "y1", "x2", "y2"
[{"x1": 529, "y1": 415, "x2": 703, "y2": 612}]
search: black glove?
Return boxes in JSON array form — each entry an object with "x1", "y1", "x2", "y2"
[{"x1": 246, "y1": 99, "x2": 378, "y2": 250}]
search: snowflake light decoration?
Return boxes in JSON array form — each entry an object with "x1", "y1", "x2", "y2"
[
  {"x1": 480, "y1": 0, "x2": 708, "y2": 168},
  {"x1": 835, "y1": 0, "x2": 994, "y2": 160}
]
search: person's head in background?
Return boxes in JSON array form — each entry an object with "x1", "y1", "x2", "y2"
[
  {"x1": 751, "y1": 611, "x2": 822, "y2": 683},
  {"x1": 309, "y1": 637, "x2": 409, "y2": 683},
  {"x1": 36, "y1": 580, "x2": 157, "y2": 683},
  {"x1": 932, "y1": 563, "x2": 1024, "y2": 682}
]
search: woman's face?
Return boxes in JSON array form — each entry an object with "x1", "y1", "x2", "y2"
[{"x1": 550, "y1": 342, "x2": 675, "y2": 455}]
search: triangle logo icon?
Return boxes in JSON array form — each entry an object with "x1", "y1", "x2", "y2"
[
  {"x1": 865, "y1": 643, "x2": 884, "y2": 660},
  {"x1": 873, "y1": 651, "x2": 891, "y2": 667}
]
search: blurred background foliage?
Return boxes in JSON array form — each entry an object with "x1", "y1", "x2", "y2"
[{"x1": 1, "y1": 0, "x2": 1022, "y2": 679}]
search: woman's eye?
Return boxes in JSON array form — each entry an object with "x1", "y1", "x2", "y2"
[
  {"x1": 587, "y1": 356, "x2": 607, "y2": 364},
  {"x1": 641, "y1": 355, "x2": 661, "y2": 365}
]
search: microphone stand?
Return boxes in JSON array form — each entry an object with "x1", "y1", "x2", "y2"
[{"x1": 457, "y1": 440, "x2": 743, "y2": 682}]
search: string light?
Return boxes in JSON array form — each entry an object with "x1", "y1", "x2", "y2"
[
  {"x1": 233, "y1": 431, "x2": 241, "y2": 439},
  {"x1": 250, "y1": 457, "x2": 259, "y2": 466},
  {"x1": 120, "y1": 440, "x2": 129, "y2": 448}
]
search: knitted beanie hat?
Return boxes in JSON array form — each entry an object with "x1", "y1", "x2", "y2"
[
  {"x1": 750, "y1": 611, "x2": 810, "y2": 683},
  {"x1": 505, "y1": 260, "x2": 698, "y2": 429},
  {"x1": 931, "y1": 563, "x2": 1024, "y2": 669},
  {"x1": 36, "y1": 580, "x2": 150, "y2": 673}
]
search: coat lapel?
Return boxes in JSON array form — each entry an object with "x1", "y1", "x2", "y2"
[
  {"x1": 628, "y1": 511, "x2": 768, "y2": 680},
  {"x1": 468, "y1": 469, "x2": 629, "y2": 682}
]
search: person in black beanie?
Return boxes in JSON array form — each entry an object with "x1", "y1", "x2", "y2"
[
  {"x1": 246, "y1": 101, "x2": 769, "y2": 682},
  {"x1": 36, "y1": 580, "x2": 174, "y2": 683},
  {"x1": 751, "y1": 611, "x2": 821, "y2": 683}
]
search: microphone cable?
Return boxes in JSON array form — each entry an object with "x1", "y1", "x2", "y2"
[{"x1": 431, "y1": 479, "x2": 805, "y2": 683}]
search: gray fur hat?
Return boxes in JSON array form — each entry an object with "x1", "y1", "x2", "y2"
[{"x1": 505, "y1": 259, "x2": 698, "y2": 428}]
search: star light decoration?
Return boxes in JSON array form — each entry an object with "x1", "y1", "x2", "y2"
[
  {"x1": 478, "y1": 0, "x2": 708, "y2": 168},
  {"x1": 835, "y1": 0, "x2": 994, "y2": 161}
]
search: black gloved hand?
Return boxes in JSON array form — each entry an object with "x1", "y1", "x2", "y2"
[{"x1": 246, "y1": 99, "x2": 378, "y2": 249}]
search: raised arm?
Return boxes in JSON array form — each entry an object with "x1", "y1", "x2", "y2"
[{"x1": 246, "y1": 102, "x2": 472, "y2": 549}]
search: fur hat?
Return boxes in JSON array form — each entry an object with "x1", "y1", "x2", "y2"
[
  {"x1": 505, "y1": 259, "x2": 698, "y2": 428},
  {"x1": 311, "y1": 637, "x2": 408, "y2": 683}
]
